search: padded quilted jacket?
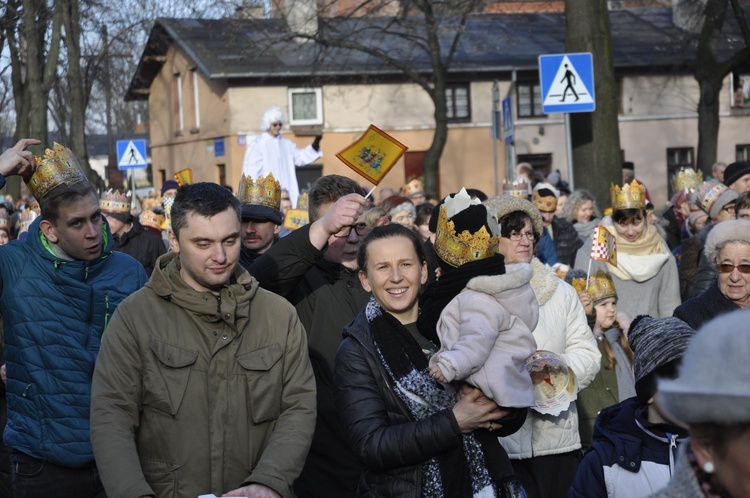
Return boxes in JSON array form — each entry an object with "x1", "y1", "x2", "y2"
[{"x1": 0, "y1": 215, "x2": 148, "y2": 467}]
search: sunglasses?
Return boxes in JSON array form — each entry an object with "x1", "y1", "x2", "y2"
[{"x1": 716, "y1": 263, "x2": 750, "y2": 274}]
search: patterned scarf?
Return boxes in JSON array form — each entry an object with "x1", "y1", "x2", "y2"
[{"x1": 366, "y1": 298, "x2": 525, "y2": 498}]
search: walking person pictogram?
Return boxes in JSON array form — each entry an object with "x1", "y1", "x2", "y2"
[
  {"x1": 127, "y1": 145, "x2": 138, "y2": 164},
  {"x1": 561, "y1": 64, "x2": 579, "y2": 102}
]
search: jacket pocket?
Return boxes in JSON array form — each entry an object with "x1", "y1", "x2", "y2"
[
  {"x1": 142, "y1": 458, "x2": 180, "y2": 498},
  {"x1": 144, "y1": 339, "x2": 198, "y2": 416},
  {"x1": 236, "y1": 344, "x2": 283, "y2": 424}
]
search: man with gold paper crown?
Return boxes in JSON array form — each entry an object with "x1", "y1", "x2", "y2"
[
  {"x1": 0, "y1": 139, "x2": 148, "y2": 497},
  {"x1": 242, "y1": 106, "x2": 322, "y2": 208},
  {"x1": 236, "y1": 172, "x2": 284, "y2": 270}
]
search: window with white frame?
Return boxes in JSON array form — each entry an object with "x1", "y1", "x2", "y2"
[
  {"x1": 446, "y1": 83, "x2": 471, "y2": 122},
  {"x1": 288, "y1": 88, "x2": 323, "y2": 126},
  {"x1": 190, "y1": 68, "x2": 201, "y2": 131}
]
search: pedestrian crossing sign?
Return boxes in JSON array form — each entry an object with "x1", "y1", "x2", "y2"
[
  {"x1": 117, "y1": 139, "x2": 148, "y2": 169},
  {"x1": 539, "y1": 53, "x2": 596, "y2": 114}
]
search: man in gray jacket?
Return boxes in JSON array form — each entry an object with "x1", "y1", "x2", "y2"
[{"x1": 91, "y1": 183, "x2": 316, "y2": 498}]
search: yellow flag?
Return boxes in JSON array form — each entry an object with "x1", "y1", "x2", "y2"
[
  {"x1": 336, "y1": 125, "x2": 408, "y2": 185},
  {"x1": 283, "y1": 208, "x2": 309, "y2": 231},
  {"x1": 590, "y1": 225, "x2": 617, "y2": 266}
]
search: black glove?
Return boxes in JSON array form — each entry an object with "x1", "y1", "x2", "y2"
[{"x1": 312, "y1": 135, "x2": 322, "y2": 152}]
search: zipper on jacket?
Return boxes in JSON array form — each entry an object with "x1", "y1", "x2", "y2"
[
  {"x1": 85, "y1": 265, "x2": 90, "y2": 280},
  {"x1": 667, "y1": 432, "x2": 677, "y2": 477},
  {"x1": 103, "y1": 294, "x2": 110, "y2": 332},
  {"x1": 215, "y1": 294, "x2": 222, "y2": 314}
]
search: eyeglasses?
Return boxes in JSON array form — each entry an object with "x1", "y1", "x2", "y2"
[
  {"x1": 333, "y1": 223, "x2": 369, "y2": 238},
  {"x1": 716, "y1": 263, "x2": 750, "y2": 274},
  {"x1": 508, "y1": 232, "x2": 535, "y2": 242},
  {"x1": 271, "y1": 122, "x2": 282, "y2": 127}
]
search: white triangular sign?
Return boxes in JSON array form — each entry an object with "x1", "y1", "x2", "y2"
[
  {"x1": 543, "y1": 56, "x2": 594, "y2": 106},
  {"x1": 119, "y1": 141, "x2": 146, "y2": 166}
]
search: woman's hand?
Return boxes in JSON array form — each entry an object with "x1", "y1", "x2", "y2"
[{"x1": 453, "y1": 385, "x2": 509, "y2": 433}]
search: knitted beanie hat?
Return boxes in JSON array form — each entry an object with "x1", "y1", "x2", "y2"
[
  {"x1": 659, "y1": 310, "x2": 750, "y2": 424},
  {"x1": 723, "y1": 161, "x2": 750, "y2": 188},
  {"x1": 628, "y1": 315, "x2": 695, "y2": 384}
]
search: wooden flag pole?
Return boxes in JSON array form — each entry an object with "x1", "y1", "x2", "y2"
[{"x1": 586, "y1": 258, "x2": 593, "y2": 290}]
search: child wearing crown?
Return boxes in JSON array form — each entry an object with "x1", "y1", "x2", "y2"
[
  {"x1": 419, "y1": 189, "x2": 539, "y2": 411},
  {"x1": 564, "y1": 269, "x2": 634, "y2": 449}
]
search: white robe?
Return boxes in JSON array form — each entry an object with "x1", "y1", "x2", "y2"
[{"x1": 241, "y1": 132, "x2": 322, "y2": 207}]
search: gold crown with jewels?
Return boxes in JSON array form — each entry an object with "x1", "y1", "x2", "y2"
[
  {"x1": 611, "y1": 180, "x2": 646, "y2": 211},
  {"x1": 28, "y1": 143, "x2": 87, "y2": 199},
  {"x1": 434, "y1": 204, "x2": 499, "y2": 268},
  {"x1": 238, "y1": 173, "x2": 281, "y2": 209},
  {"x1": 587, "y1": 269, "x2": 618, "y2": 303},
  {"x1": 174, "y1": 168, "x2": 193, "y2": 187},
  {"x1": 100, "y1": 189, "x2": 131, "y2": 214},
  {"x1": 672, "y1": 167, "x2": 703, "y2": 193}
]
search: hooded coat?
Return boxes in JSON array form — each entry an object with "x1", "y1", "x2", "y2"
[
  {"x1": 431, "y1": 263, "x2": 539, "y2": 408},
  {"x1": 91, "y1": 252, "x2": 316, "y2": 498},
  {"x1": 0, "y1": 215, "x2": 148, "y2": 467}
]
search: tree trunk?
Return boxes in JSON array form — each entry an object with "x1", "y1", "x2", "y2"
[
  {"x1": 565, "y1": 0, "x2": 622, "y2": 209},
  {"x1": 423, "y1": 80, "x2": 449, "y2": 198},
  {"x1": 61, "y1": 0, "x2": 95, "y2": 182}
]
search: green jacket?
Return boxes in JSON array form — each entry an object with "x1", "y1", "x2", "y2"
[
  {"x1": 576, "y1": 338, "x2": 619, "y2": 448},
  {"x1": 91, "y1": 252, "x2": 316, "y2": 498}
]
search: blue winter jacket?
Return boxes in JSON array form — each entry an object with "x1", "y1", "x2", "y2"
[
  {"x1": 0, "y1": 212, "x2": 148, "y2": 467},
  {"x1": 567, "y1": 397, "x2": 689, "y2": 498}
]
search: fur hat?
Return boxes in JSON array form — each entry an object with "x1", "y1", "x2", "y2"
[
  {"x1": 484, "y1": 195, "x2": 544, "y2": 239},
  {"x1": 659, "y1": 310, "x2": 750, "y2": 425},
  {"x1": 704, "y1": 219, "x2": 750, "y2": 264},
  {"x1": 628, "y1": 315, "x2": 695, "y2": 385},
  {"x1": 723, "y1": 161, "x2": 750, "y2": 188},
  {"x1": 695, "y1": 180, "x2": 738, "y2": 219}
]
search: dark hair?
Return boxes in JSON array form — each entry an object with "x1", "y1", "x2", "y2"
[
  {"x1": 635, "y1": 358, "x2": 680, "y2": 407},
  {"x1": 465, "y1": 189, "x2": 488, "y2": 202},
  {"x1": 308, "y1": 175, "x2": 364, "y2": 222},
  {"x1": 735, "y1": 191, "x2": 750, "y2": 217},
  {"x1": 357, "y1": 224, "x2": 426, "y2": 273},
  {"x1": 415, "y1": 202, "x2": 434, "y2": 226},
  {"x1": 612, "y1": 208, "x2": 646, "y2": 225},
  {"x1": 171, "y1": 183, "x2": 241, "y2": 238},
  {"x1": 498, "y1": 210, "x2": 540, "y2": 244},
  {"x1": 40, "y1": 181, "x2": 98, "y2": 223},
  {"x1": 690, "y1": 423, "x2": 750, "y2": 460}
]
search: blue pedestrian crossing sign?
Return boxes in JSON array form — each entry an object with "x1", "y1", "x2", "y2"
[
  {"x1": 502, "y1": 96, "x2": 514, "y2": 144},
  {"x1": 117, "y1": 139, "x2": 148, "y2": 170},
  {"x1": 539, "y1": 53, "x2": 596, "y2": 114}
]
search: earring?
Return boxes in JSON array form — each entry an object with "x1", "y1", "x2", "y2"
[{"x1": 703, "y1": 461, "x2": 715, "y2": 474}]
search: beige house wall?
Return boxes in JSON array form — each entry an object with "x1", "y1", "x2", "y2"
[{"x1": 145, "y1": 45, "x2": 748, "y2": 210}]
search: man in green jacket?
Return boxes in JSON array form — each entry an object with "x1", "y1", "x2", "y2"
[{"x1": 91, "y1": 183, "x2": 316, "y2": 498}]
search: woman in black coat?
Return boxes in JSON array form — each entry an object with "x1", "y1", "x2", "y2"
[{"x1": 333, "y1": 224, "x2": 526, "y2": 497}]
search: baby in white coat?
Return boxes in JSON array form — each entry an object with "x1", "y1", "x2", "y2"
[{"x1": 428, "y1": 189, "x2": 539, "y2": 408}]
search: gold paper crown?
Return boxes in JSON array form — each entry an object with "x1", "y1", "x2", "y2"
[
  {"x1": 19, "y1": 208, "x2": 38, "y2": 234},
  {"x1": 297, "y1": 193, "x2": 309, "y2": 211},
  {"x1": 587, "y1": 269, "x2": 618, "y2": 303},
  {"x1": 100, "y1": 189, "x2": 131, "y2": 214},
  {"x1": 174, "y1": 168, "x2": 193, "y2": 187},
  {"x1": 570, "y1": 277, "x2": 587, "y2": 295},
  {"x1": 140, "y1": 209, "x2": 165, "y2": 230},
  {"x1": 671, "y1": 167, "x2": 703, "y2": 193},
  {"x1": 434, "y1": 205, "x2": 499, "y2": 268},
  {"x1": 532, "y1": 189, "x2": 558, "y2": 212},
  {"x1": 28, "y1": 143, "x2": 87, "y2": 199},
  {"x1": 238, "y1": 173, "x2": 281, "y2": 209},
  {"x1": 503, "y1": 180, "x2": 529, "y2": 199},
  {"x1": 611, "y1": 180, "x2": 646, "y2": 211},
  {"x1": 402, "y1": 179, "x2": 425, "y2": 197},
  {"x1": 141, "y1": 197, "x2": 160, "y2": 211}
]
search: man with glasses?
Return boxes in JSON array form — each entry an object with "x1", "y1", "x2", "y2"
[
  {"x1": 242, "y1": 106, "x2": 322, "y2": 208},
  {"x1": 252, "y1": 175, "x2": 370, "y2": 498}
]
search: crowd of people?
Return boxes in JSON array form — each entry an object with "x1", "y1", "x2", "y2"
[{"x1": 0, "y1": 132, "x2": 750, "y2": 498}]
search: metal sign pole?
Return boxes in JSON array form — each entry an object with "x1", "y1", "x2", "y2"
[
  {"x1": 492, "y1": 80, "x2": 500, "y2": 196},
  {"x1": 565, "y1": 113, "x2": 575, "y2": 190}
]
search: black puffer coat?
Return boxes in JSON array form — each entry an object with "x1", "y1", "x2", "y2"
[
  {"x1": 334, "y1": 310, "x2": 524, "y2": 497},
  {"x1": 551, "y1": 216, "x2": 583, "y2": 267}
]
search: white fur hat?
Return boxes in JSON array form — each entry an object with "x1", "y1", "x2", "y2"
[
  {"x1": 704, "y1": 219, "x2": 750, "y2": 263},
  {"x1": 261, "y1": 106, "x2": 285, "y2": 131}
]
